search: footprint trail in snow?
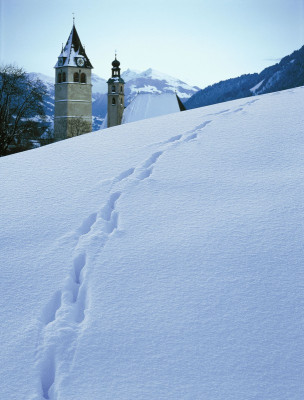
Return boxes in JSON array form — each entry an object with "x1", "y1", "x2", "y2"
[{"x1": 36, "y1": 99, "x2": 257, "y2": 399}]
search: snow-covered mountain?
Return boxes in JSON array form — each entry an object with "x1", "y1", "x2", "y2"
[
  {"x1": 122, "y1": 68, "x2": 200, "y2": 100},
  {"x1": 1, "y1": 86, "x2": 304, "y2": 400},
  {"x1": 186, "y1": 44, "x2": 304, "y2": 109},
  {"x1": 32, "y1": 69, "x2": 200, "y2": 131}
]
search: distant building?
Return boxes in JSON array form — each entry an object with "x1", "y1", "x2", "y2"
[
  {"x1": 54, "y1": 23, "x2": 93, "y2": 140},
  {"x1": 104, "y1": 58, "x2": 186, "y2": 128},
  {"x1": 54, "y1": 24, "x2": 186, "y2": 136},
  {"x1": 107, "y1": 56, "x2": 125, "y2": 128}
]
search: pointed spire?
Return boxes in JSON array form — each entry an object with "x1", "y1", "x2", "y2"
[
  {"x1": 176, "y1": 93, "x2": 186, "y2": 111},
  {"x1": 55, "y1": 24, "x2": 93, "y2": 69},
  {"x1": 72, "y1": 12, "x2": 75, "y2": 26}
]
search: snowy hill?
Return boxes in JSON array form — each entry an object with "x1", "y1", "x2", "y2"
[
  {"x1": 186, "y1": 44, "x2": 304, "y2": 109},
  {"x1": 1, "y1": 86, "x2": 304, "y2": 400},
  {"x1": 32, "y1": 69, "x2": 199, "y2": 131}
]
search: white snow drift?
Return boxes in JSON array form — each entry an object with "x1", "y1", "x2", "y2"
[{"x1": 1, "y1": 87, "x2": 304, "y2": 400}]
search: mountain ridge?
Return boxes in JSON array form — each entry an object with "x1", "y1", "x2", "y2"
[{"x1": 185, "y1": 44, "x2": 304, "y2": 109}]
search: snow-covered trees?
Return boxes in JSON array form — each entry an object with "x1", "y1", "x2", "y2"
[{"x1": 0, "y1": 65, "x2": 47, "y2": 156}]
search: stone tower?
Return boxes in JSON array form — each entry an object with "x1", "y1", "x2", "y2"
[
  {"x1": 54, "y1": 23, "x2": 93, "y2": 140},
  {"x1": 107, "y1": 56, "x2": 125, "y2": 128}
]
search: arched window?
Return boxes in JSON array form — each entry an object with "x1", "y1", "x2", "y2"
[
  {"x1": 81, "y1": 73, "x2": 86, "y2": 83},
  {"x1": 58, "y1": 73, "x2": 62, "y2": 83},
  {"x1": 62, "y1": 72, "x2": 66, "y2": 82},
  {"x1": 112, "y1": 85, "x2": 116, "y2": 93},
  {"x1": 120, "y1": 98, "x2": 123, "y2": 105},
  {"x1": 120, "y1": 86, "x2": 123, "y2": 93},
  {"x1": 74, "y1": 72, "x2": 79, "y2": 82},
  {"x1": 112, "y1": 97, "x2": 116, "y2": 105}
]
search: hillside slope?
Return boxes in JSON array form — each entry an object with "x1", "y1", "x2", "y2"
[
  {"x1": 1, "y1": 87, "x2": 304, "y2": 400},
  {"x1": 186, "y1": 44, "x2": 304, "y2": 109}
]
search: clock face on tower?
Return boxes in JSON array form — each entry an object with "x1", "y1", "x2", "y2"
[{"x1": 77, "y1": 58, "x2": 85, "y2": 67}]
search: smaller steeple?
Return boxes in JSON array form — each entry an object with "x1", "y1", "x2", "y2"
[
  {"x1": 111, "y1": 54, "x2": 121, "y2": 78},
  {"x1": 107, "y1": 54, "x2": 125, "y2": 128}
]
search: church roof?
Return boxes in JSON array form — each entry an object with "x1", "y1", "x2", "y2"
[
  {"x1": 176, "y1": 94, "x2": 186, "y2": 111},
  {"x1": 121, "y1": 93, "x2": 185, "y2": 124},
  {"x1": 54, "y1": 25, "x2": 93, "y2": 69},
  {"x1": 107, "y1": 77, "x2": 125, "y2": 84}
]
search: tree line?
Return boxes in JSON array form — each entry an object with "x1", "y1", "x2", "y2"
[
  {"x1": 0, "y1": 64, "x2": 92, "y2": 157},
  {"x1": 0, "y1": 64, "x2": 51, "y2": 156}
]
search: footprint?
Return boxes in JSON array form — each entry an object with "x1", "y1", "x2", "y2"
[
  {"x1": 73, "y1": 253, "x2": 86, "y2": 284},
  {"x1": 41, "y1": 291, "x2": 62, "y2": 325},
  {"x1": 215, "y1": 109, "x2": 230, "y2": 115},
  {"x1": 137, "y1": 168, "x2": 153, "y2": 180},
  {"x1": 166, "y1": 134, "x2": 182, "y2": 143},
  {"x1": 78, "y1": 213, "x2": 97, "y2": 235},
  {"x1": 115, "y1": 168, "x2": 135, "y2": 182},
  {"x1": 193, "y1": 120, "x2": 212, "y2": 131},
  {"x1": 142, "y1": 151, "x2": 163, "y2": 168},
  {"x1": 101, "y1": 192, "x2": 121, "y2": 221},
  {"x1": 75, "y1": 287, "x2": 87, "y2": 323},
  {"x1": 105, "y1": 211, "x2": 119, "y2": 234},
  {"x1": 184, "y1": 133, "x2": 197, "y2": 142},
  {"x1": 40, "y1": 349, "x2": 55, "y2": 399}
]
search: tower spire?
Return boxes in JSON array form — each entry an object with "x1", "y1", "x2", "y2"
[
  {"x1": 54, "y1": 22, "x2": 93, "y2": 141},
  {"x1": 107, "y1": 55, "x2": 125, "y2": 128}
]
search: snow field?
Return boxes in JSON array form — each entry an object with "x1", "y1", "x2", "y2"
[{"x1": 1, "y1": 87, "x2": 304, "y2": 399}]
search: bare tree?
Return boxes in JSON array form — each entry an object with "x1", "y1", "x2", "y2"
[
  {"x1": 69, "y1": 117, "x2": 91, "y2": 137},
  {"x1": 0, "y1": 64, "x2": 47, "y2": 156},
  {"x1": 54, "y1": 117, "x2": 91, "y2": 140}
]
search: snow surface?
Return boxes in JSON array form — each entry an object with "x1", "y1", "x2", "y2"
[
  {"x1": 122, "y1": 93, "x2": 181, "y2": 124},
  {"x1": 1, "y1": 87, "x2": 304, "y2": 400}
]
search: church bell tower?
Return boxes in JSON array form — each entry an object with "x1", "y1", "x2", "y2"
[
  {"x1": 54, "y1": 22, "x2": 93, "y2": 140},
  {"x1": 107, "y1": 55, "x2": 125, "y2": 128}
]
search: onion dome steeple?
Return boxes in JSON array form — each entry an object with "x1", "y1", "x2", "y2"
[
  {"x1": 111, "y1": 54, "x2": 122, "y2": 78},
  {"x1": 107, "y1": 54, "x2": 125, "y2": 127},
  {"x1": 108, "y1": 53, "x2": 125, "y2": 84}
]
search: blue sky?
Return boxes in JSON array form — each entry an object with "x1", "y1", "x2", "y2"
[{"x1": 1, "y1": 0, "x2": 304, "y2": 88}]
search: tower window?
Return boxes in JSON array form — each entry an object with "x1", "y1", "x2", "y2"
[
  {"x1": 112, "y1": 98, "x2": 116, "y2": 105},
  {"x1": 120, "y1": 86, "x2": 123, "y2": 93},
  {"x1": 112, "y1": 85, "x2": 116, "y2": 93},
  {"x1": 58, "y1": 73, "x2": 62, "y2": 83},
  {"x1": 62, "y1": 72, "x2": 66, "y2": 82},
  {"x1": 74, "y1": 72, "x2": 79, "y2": 82},
  {"x1": 81, "y1": 73, "x2": 86, "y2": 83}
]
